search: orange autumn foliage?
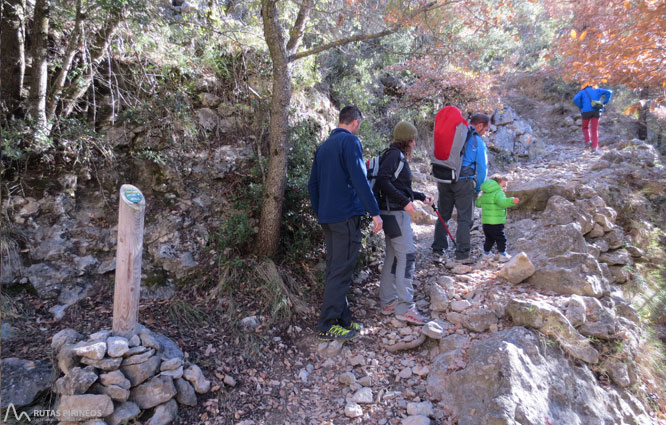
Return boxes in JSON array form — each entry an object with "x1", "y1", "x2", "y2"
[{"x1": 555, "y1": 0, "x2": 665, "y2": 102}]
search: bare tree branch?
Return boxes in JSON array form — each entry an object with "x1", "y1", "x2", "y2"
[
  {"x1": 288, "y1": 1, "x2": 441, "y2": 62},
  {"x1": 46, "y1": 0, "x2": 83, "y2": 121},
  {"x1": 286, "y1": 0, "x2": 313, "y2": 54}
]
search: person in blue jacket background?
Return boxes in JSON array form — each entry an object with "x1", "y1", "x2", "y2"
[
  {"x1": 308, "y1": 105, "x2": 383, "y2": 342},
  {"x1": 573, "y1": 85, "x2": 613, "y2": 153},
  {"x1": 432, "y1": 113, "x2": 489, "y2": 263}
]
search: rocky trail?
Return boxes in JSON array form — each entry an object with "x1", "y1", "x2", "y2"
[
  {"x1": 191, "y1": 136, "x2": 664, "y2": 425},
  {"x1": 3, "y1": 102, "x2": 665, "y2": 425}
]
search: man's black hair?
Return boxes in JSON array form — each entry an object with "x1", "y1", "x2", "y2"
[
  {"x1": 339, "y1": 105, "x2": 363, "y2": 124},
  {"x1": 470, "y1": 113, "x2": 490, "y2": 126}
]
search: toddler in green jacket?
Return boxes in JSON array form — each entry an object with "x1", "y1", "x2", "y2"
[{"x1": 475, "y1": 174, "x2": 519, "y2": 261}]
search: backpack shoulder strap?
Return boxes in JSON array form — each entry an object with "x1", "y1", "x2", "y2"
[
  {"x1": 393, "y1": 151, "x2": 405, "y2": 180},
  {"x1": 379, "y1": 147, "x2": 406, "y2": 181}
]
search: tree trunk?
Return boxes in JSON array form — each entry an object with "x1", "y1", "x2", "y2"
[
  {"x1": 637, "y1": 86, "x2": 649, "y2": 141},
  {"x1": 27, "y1": 0, "x2": 49, "y2": 129},
  {"x1": 256, "y1": 0, "x2": 292, "y2": 258},
  {"x1": 60, "y1": 13, "x2": 121, "y2": 119},
  {"x1": 0, "y1": 0, "x2": 26, "y2": 117}
]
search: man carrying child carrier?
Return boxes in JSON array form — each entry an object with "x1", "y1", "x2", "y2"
[{"x1": 431, "y1": 109, "x2": 489, "y2": 263}]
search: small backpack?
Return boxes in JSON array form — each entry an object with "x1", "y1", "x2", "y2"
[
  {"x1": 367, "y1": 148, "x2": 405, "y2": 191},
  {"x1": 431, "y1": 106, "x2": 473, "y2": 183}
]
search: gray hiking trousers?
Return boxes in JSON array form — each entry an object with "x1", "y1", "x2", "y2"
[
  {"x1": 432, "y1": 178, "x2": 476, "y2": 259},
  {"x1": 379, "y1": 210, "x2": 416, "y2": 315}
]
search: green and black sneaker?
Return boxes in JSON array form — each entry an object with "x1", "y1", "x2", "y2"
[
  {"x1": 318, "y1": 324, "x2": 358, "y2": 342},
  {"x1": 344, "y1": 321, "x2": 363, "y2": 332}
]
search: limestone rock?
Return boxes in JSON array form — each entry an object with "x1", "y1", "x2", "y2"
[
  {"x1": 174, "y1": 378, "x2": 198, "y2": 406},
  {"x1": 498, "y1": 252, "x2": 535, "y2": 283},
  {"x1": 80, "y1": 356, "x2": 123, "y2": 371},
  {"x1": 139, "y1": 328, "x2": 163, "y2": 351},
  {"x1": 99, "y1": 370, "x2": 131, "y2": 389},
  {"x1": 57, "y1": 343, "x2": 79, "y2": 374},
  {"x1": 345, "y1": 402, "x2": 363, "y2": 418},
  {"x1": 528, "y1": 253, "x2": 609, "y2": 297},
  {"x1": 422, "y1": 321, "x2": 444, "y2": 339},
  {"x1": 450, "y1": 300, "x2": 471, "y2": 312},
  {"x1": 183, "y1": 364, "x2": 210, "y2": 394},
  {"x1": 121, "y1": 355, "x2": 161, "y2": 387},
  {"x1": 603, "y1": 229, "x2": 626, "y2": 250},
  {"x1": 462, "y1": 308, "x2": 498, "y2": 333},
  {"x1": 604, "y1": 359, "x2": 631, "y2": 388},
  {"x1": 56, "y1": 394, "x2": 114, "y2": 422},
  {"x1": 55, "y1": 366, "x2": 98, "y2": 395},
  {"x1": 106, "y1": 401, "x2": 140, "y2": 425},
  {"x1": 106, "y1": 336, "x2": 130, "y2": 357},
  {"x1": 599, "y1": 249, "x2": 632, "y2": 266},
  {"x1": 542, "y1": 196, "x2": 594, "y2": 234},
  {"x1": 52, "y1": 329, "x2": 82, "y2": 353},
  {"x1": 427, "y1": 327, "x2": 650, "y2": 425},
  {"x1": 429, "y1": 283, "x2": 449, "y2": 312},
  {"x1": 148, "y1": 399, "x2": 178, "y2": 425},
  {"x1": 407, "y1": 401, "x2": 434, "y2": 417},
  {"x1": 91, "y1": 382, "x2": 130, "y2": 402},
  {"x1": 239, "y1": 315, "x2": 261, "y2": 331},
  {"x1": 122, "y1": 348, "x2": 156, "y2": 366},
  {"x1": 402, "y1": 415, "x2": 431, "y2": 425},
  {"x1": 130, "y1": 375, "x2": 177, "y2": 409},
  {"x1": 507, "y1": 299, "x2": 599, "y2": 364},
  {"x1": 565, "y1": 295, "x2": 587, "y2": 327},
  {"x1": 610, "y1": 266, "x2": 630, "y2": 284},
  {"x1": 351, "y1": 387, "x2": 373, "y2": 404},
  {"x1": 72, "y1": 341, "x2": 107, "y2": 360},
  {"x1": 160, "y1": 358, "x2": 183, "y2": 371},
  {"x1": 1, "y1": 358, "x2": 56, "y2": 408}
]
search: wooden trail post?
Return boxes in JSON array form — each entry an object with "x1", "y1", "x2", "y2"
[{"x1": 112, "y1": 184, "x2": 145, "y2": 338}]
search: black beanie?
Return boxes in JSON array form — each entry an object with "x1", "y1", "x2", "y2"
[{"x1": 393, "y1": 121, "x2": 417, "y2": 142}]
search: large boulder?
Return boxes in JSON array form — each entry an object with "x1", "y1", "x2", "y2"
[
  {"x1": 541, "y1": 196, "x2": 594, "y2": 235},
  {"x1": 511, "y1": 223, "x2": 587, "y2": 262},
  {"x1": 507, "y1": 299, "x2": 599, "y2": 364},
  {"x1": 1, "y1": 358, "x2": 56, "y2": 408},
  {"x1": 427, "y1": 327, "x2": 651, "y2": 425},
  {"x1": 528, "y1": 253, "x2": 610, "y2": 297},
  {"x1": 498, "y1": 252, "x2": 535, "y2": 284},
  {"x1": 505, "y1": 181, "x2": 574, "y2": 211}
]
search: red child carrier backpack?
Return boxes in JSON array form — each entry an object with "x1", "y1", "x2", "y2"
[{"x1": 431, "y1": 106, "x2": 472, "y2": 183}]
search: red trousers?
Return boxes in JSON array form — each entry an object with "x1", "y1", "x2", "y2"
[{"x1": 582, "y1": 117, "x2": 600, "y2": 148}]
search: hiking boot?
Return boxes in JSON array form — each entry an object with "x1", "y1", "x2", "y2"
[
  {"x1": 318, "y1": 324, "x2": 358, "y2": 342},
  {"x1": 381, "y1": 301, "x2": 397, "y2": 316},
  {"x1": 481, "y1": 251, "x2": 494, "y2": 261},
  {"x1": 432, "y1": 248, "x2": 445, "y2": 256},
  {"x1": 345, "y1": 321, "x2": 363, "y2": 331},
  {"x1": 592, "y1": 148, "x2": 601, "y2": 155},
  {"x1": 395, "y1": 308, "x2": 428, "y2": 325},
  {"x1": 456, "y1": 256, "x2": 475, "y2": 265},
  {"x1": 585, "y1": 141, "x2": 592, "y2": 150},
  {"x1": 498, "y1": 252, "x2": 512, "y2": 262}
]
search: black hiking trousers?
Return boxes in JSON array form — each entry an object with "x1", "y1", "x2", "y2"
[
  {"x1": 483, "y1": 223, "x2": 507, "y2": 253},
  {"x1": 432, "y1": 178, "x2": 476, "y2": 260},
  {"x1": 317, "y1": 216, "x2": 362, "y2": 332}
]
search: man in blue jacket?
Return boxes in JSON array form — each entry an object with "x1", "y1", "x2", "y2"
[
  {"x1": 431, "y1": 113, "x2": 489, "y2": 263},
  {"x1": 308, "y1": 105, "x2": 383, "y2": 342},
  {"x1": 573, "y1": 85, "x2": 612, "y2": 154}
]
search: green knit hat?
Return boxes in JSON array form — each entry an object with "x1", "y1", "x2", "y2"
[{"x1": 393, "y1": 121, "x2": 417, "y2": 142}]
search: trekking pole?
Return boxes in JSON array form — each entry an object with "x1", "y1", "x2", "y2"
[{"x1": 432, "y1": 205, "x2": 457, "y2": 248}]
